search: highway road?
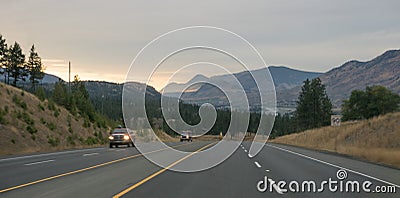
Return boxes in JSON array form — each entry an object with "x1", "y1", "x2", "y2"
[{"x1": 0, "y1": 141, "x2": 398, "y2": 197}]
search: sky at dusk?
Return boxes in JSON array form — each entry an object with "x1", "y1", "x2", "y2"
[{"x1": 1, "y1": 0, "x2": 400, "y2": 90}]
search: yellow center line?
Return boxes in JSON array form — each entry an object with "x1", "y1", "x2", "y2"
[
  {"x1": 0, "y1": 142, "x2": 191, "y2": 193},
  {"x1": 113, "y1": 142, "x2": 216, "y2": 198}
]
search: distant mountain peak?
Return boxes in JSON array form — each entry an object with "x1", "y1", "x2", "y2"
[{"x1": 187, "y1": 74, "x2": 209, "y2": 84}]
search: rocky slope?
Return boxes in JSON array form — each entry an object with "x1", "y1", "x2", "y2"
[{"x1": 320, "y1": 49, "x2": 400, "y2": 106}]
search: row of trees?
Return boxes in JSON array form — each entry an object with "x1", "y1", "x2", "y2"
[
  {"x1": 271, "y1": 78, "x2": 400, "y2": 138},
  {"x1": 0, "y1": 35, "x2": 44, "y2": 89},
  {"x1": 51, "y1": 75, "x2": 109, "y2": 128},
  {"x1": 342, "y1": 86, "x2": 400, "y2": 121}
]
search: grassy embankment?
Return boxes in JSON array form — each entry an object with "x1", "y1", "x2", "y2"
[
  {"x1": 272, "y1": 112, "x2": 400, "y2": 168},
  {"x1": 0, "y1": 83, "x2": 111, "y2": 155}
]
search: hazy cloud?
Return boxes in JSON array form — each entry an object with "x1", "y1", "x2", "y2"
[{"x1": 1, "y1": 0, "x2": 399, "y2": 89}]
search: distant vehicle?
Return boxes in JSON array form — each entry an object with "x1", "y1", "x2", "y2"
[
  {"x1": 180, "y1": 131, "x2": 193, "y2": 142},
  {"x1": 109, "y1": 127, "x2": 135, "y2": 148}
]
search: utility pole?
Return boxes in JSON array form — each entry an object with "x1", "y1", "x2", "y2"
[{"x1": 68, "y1": 61, "x2": 71, "y2": 94}]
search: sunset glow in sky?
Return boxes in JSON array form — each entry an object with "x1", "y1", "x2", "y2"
[{"x1": 1, "y1": 0, "x2": 400, "y2": 90}]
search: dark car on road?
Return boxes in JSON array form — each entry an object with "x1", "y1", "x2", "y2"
[{"x1": 109, "y1": 128, "x2": 135, "y2": 148}]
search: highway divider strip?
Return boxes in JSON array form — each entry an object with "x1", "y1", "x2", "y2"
[
  {"x1": 113, "y1": 142, "x2": 216, "y2": 198},
  {"x1": 0, "y1": 142, "x2": 193, "y2": 193}
]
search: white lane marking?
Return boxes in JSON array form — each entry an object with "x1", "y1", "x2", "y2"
[
  {"x1": 268, "y1": 178, "x2": 284, "y2": 194},
  {"x1": 0, "y1": 148, "x2": 105, "y2": 162},
  {"x1": 83, "y1": 153, "x2": 99, "y2": 157},
  {"x1": 116, "y1": 149, "x2": 127, "y2": 152},
  {"x1": 267, "y1": 144, "x2": 400, "y2": 188},
  {"x1": 244, "y1": 149, "x2": 247, "y2": 153},
  {"x1": 248, "y1": 154, "x2": 253, "y2": 158},
  {"x1": 24, "y1": 160, "x2": 55, "y2": 166},
  {"x1": 254, "y1": 161, "x2": 262, "y2": 168},
  {"x1": 266, "y1": 169, "x2": 270, "y2": 172}
]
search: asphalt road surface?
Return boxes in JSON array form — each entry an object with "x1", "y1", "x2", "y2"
[{"x1": 0, "y1": 141, "x2": 399, "y2": 197}]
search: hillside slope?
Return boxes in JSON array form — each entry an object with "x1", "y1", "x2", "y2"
[
  {"x1": 272, "y1": 112, "x2": 400, "y2": 168},
  {"x1": 0, "y1": 83, "x2": 110, "y2": 155},
  {"x1": 320, "y1": 49, "x2": 400, "y2": 106}
]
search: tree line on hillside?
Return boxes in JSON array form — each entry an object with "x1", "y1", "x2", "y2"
[
  {"x1": 0, "y1": 34, "x2": 114, "y2": 131},
  {"x1": 0, "y1": 35, "x2": 44, "y2": 90},
  {"x1": 50, "y1": 75, "x2": 113, "y2": 129},
  {"x1": 270, "y1": 78, "x2": 400, "y2": 138},
  {"x1": 159, "y1": 103, "x2": 267, "y2": 136}
]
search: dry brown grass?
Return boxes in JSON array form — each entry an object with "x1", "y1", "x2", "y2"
[
  {"x1": 272, "y1": 112, "x2": 400, "y2": 168},
  {"x1": 194, "y1": 135, "x2": 221, "y2": 141},
  {"x1": 154, "y1": 129, "x2": 179, "y2": 142},
  {"x1": 0, "y1": 83, "x2": 111, "y2": 156}
]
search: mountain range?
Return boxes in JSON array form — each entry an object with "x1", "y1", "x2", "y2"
[
  {"x1": 162, "y1": 49, "x2": 400, "y2": 112},
  {"x1": 0, "y1": 72, "x2": 60, "y2": 84},
  {"x1": 3, "y1": 49, "x2": 398, "y2": 115}
]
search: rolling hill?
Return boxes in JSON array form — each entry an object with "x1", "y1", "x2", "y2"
[{"x1": 0, "y1": 82, "x2": 110, "y2": 155}]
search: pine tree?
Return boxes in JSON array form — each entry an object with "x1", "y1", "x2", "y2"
[
  {"x1": 0, "y1": 35, "x2": 8, "y2": 83},
  {"x1": 7, "y1": 42, "x2": 26, "y2": 87},
  {"x1": 295, "y1": 78, "x2": 332, "y2": 131},
  {"x1": 52, "y1": 81, "x2": 68, "y2": 107},
  {"x1": 72, "y1": 75, "x2": 96, "y2": 121},
  {"x1": 26, "y1": 44, "x2": 44, "y2": 90}
]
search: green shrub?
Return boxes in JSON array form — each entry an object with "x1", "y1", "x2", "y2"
[
  {"x1": 12, "y1": 94, "x2": 27, "y2": 110},
  {"x1": 16, "y1": 111, "x2": 34, "y2": 125},
  {"x1": 26, "y1": 125, "x2": 38, "y2": 134},
  {"x1": 21, "y1": 91, "x2": 25, "y2": 96},
  {"x1": 0, "y1": 110, "x2": 4, "y2": 124},
  {"x1": 83, "y1": 117, "x2": 91, "y2": 128},
  {"x1": 85, "y1": 136, "x2": 99, "y2": 145},
  {"x1": 31, "y1": 134, "x2": 36, "y2": 141},
  {"x1": 47, "y1": 136, "x2": 60, "y2": 147},
  {"x1": 46, "y1": 122, "x2": 56, "y2": 131},
  {"x1": 48, "y1": 99, "x2": 56, "y2": 111},
  {"x1": 23, "y1": 111, "x2": 34, "y2": 125},
  {"x1": 4, "y1": 106, "x2": 8, "y2": 113},
  {"x1": 11, "y1": 139, "x2": 16, "y2": 144},
  {"x1": 0, "y1": 113, "x2": 6, "y2": 124},
  {"x1": 40, "y1": 117, "x2": 46, "y2": 125},
  {"x1": 67, "y1": 136, "x2": 75, "y2": 145},
  {"x1": 35, "y1": 87, "x2": 46, "y2": 101},
  {"x1": 54, "y1": 109, "x2": 60, "y2": 117},
  {"x1": 38, "y1": 103, "x2": 45, "y2": 111}
]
